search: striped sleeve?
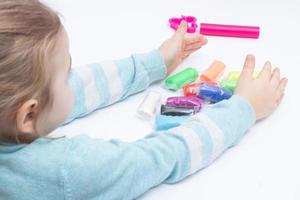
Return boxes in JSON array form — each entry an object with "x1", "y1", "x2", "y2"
[
  {"x1": 164, "y1": 95, "x2": 256, "y2": 175},
  {"x1": 64, "y1": 49, "x2": 167, "y2": 123},
  {"x1": 63, "y1": 95, "x2": 256, "y2": 199}
]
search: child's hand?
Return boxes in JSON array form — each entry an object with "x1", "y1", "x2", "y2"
[
  {"x1": 235, "y1": 55, "x2": 288, "y2": 121},
  {"x1": 159, "y1": 21, "x2": 208, "y2": 75}
]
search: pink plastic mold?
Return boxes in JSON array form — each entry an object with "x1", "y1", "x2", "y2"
[{"x1": 169, "y1": 16, "x2": 198, "y2": 33}]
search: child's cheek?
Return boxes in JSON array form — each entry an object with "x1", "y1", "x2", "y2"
[
  {"x1": 66, "y1": 86, "x2": 74, "y2": 115},
  {"x1": 53, "y1": 83, "x2": 73, "y2": 122},
  {"x1": 59, "y1": 84, "x2": 73, "y2": 120}
]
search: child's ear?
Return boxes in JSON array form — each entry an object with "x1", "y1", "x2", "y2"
[{"x1": 16, "y1": 99, "x2": 39, "y2": 134}]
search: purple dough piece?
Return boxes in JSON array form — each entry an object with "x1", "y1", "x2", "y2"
[{"x1": 166, "y1": 96, "x2": 204, "y2": 108}]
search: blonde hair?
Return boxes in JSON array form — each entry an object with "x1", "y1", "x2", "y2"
[{"x1": 0, "y1": 0, "x2": 62, "y2": 143}]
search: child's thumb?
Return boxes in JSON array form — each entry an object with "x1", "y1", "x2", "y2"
[{"x1": 175, "y1": 21, "x2": 187, "y2": 38}]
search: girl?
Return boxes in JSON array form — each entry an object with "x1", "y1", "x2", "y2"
[{"x1": 0, "y1": 0, "x2": 287, "y2": 199}]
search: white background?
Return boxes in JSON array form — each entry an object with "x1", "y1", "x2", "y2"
[{"x1": 45, "y1": 0, "x2": 300, "y2": 199}]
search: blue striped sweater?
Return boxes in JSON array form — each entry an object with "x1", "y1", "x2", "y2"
[{"x1": 0, "y1": 50, "x2": 256, "y2": 200}]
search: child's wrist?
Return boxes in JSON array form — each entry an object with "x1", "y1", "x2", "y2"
[
  {"x1": 232, "y1": 94, "x2": 257, "y2": 122},
  {"x1": 158, "y1": 47, "x2": 173, "y2": 75}
]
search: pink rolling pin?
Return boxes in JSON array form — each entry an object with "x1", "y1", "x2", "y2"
[{"x1": 200, "y1": 23, "x2": 260, "y2": 39}]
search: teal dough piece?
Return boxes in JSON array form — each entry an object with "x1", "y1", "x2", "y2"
[{"x1": 155, "y1": 114, "x2": 189, "y2": 131}]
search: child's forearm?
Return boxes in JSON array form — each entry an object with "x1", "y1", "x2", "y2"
[
  {"x1": 64, "y1": 50, "x2": 167, "y2": 124},
  {"x1": 62, "y1": 95, "x2": 255, "y2": 199}
]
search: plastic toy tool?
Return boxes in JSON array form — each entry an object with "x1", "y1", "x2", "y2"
[
  {"x1": 169, "y1": 15, "x2": 260, "y2": 39},
  {"x1": 169, "y1": 16, "x2": 198, "y2": 33},
  {"x1": 198, "y1": 83, "x2": 232, "y2": 103},
  {"x1": 165, "y1": 68, "x2": 199, "y2": 91},
  {"x1": 200, "y1": 23, "x2": 260, "y2": 39}
]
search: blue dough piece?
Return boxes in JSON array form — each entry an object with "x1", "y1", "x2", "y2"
[
  {"x1": 155, "y1": 114, "x2": 189, "y2": 131},
  {"x1": 198, "y1": 83, "x2": 232, "y2": 103}
]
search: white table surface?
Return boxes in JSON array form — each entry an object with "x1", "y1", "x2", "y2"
[{"x1": 45, "y1": 0, "x2": 300, "y2": 199}]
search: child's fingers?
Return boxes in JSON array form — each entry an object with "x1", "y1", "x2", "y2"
[
  {"x1": 276, "y1": 93, "x2": 285, "y2": 107},
  {"x1": 185, "y1": 41, "x2": 206, "y2": 51},
  {"x1": 182, "y1": 45, "x2": 202, "y2": 57},
  {"x1": 184, "y1": 46, "x2": 202, "y2": 55},
  {"x1": 174, "y1": 21, "x2": 187, "y2": 39},
  {"x1": 182, "y1": 53, "x2": 189, "y2": 60},
  {"x1": 276, "y1": 78, "x2": 288, "y2": 97},
  {"x1": 258, "y1": 61, "x2": 272, "y2": 80},
  {"x1": 270, "y1": 67, "x2": 280, "y2": 88},
  {"x1": 185, "y1": 35, "x2": 207, "y2": 45},
  {"x1": 240, "y1": 54, "x2": 256, "y2": 81}
]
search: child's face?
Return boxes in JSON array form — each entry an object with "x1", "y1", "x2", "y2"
[{"x1": 35, "y1": 27, "x2": 73, "y2": 136}]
